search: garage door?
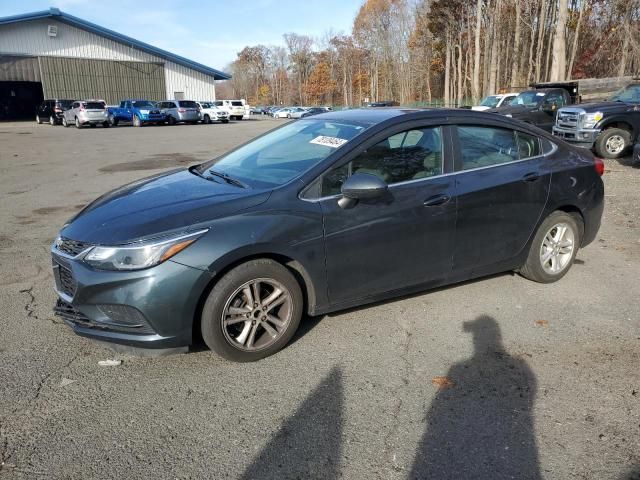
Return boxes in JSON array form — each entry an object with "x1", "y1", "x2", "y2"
[
  {"x1": 39, "y1": 57, "x2": 166, "y2": 104},
  {"x1": 0, "y1": 55, "x2": 41, "y2": 82}
]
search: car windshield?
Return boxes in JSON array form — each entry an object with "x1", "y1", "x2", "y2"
[
  {"x1": 197, "y1": 119, "x2": 369, "y2": 188},
  {"x1": 610, "y1": 85, "x2": 640, "y2": 102},
  {"x1": 512, "y1": 91, "x2": 545, "y2": 107},
  {"x1": 132, "y1": 101, "x2": 155, "y2": 108},
  {"x1": 479, "y1": 95, "x2": 501, "y2": 107}
]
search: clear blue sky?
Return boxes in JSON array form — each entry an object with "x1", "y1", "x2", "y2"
[{"x1": 0, "y1": 0, "x2": 363, "y2": 71}]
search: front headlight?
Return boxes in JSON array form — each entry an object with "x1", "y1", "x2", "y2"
[
  {"x1": 84, "y1": 229, "x2": 208, "y2": 271},
  {"x1": 583, "y1": 112, "x2": 603, "y2": 128},
  {"x1": 505, "y1": 114, "x2": 513, "y2": 118}
]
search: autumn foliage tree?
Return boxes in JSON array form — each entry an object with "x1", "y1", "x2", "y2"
[{"x1": 226, "y1": 0, "x2": 640, "y2": 107}]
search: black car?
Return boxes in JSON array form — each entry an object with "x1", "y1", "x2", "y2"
[
  {"x1": 51, "y1": 109, "x2": 604, "y2": 361},
  {"x1": 553, "y1": 82, "x2": 640, "y2": 159},
  {"x1": 368, "y1": 100, "x2": 399, "y2": 107},
  {"x1": 36, "y1": 99, "x2": 74, "y2": 125},
  {"x1": 301, "y1": 107, "x2": 330, "y2": 118},
  {"x1": 488, "y1": 88, "x2": 572, "y2": 132}
]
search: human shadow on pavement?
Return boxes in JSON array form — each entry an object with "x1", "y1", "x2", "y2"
[
  {"x1": 240, "y1": 366, "x2": 343, "y2": 480},
  {"x1": 409, "y1": 315, "x2": 541, "y2": 480}
]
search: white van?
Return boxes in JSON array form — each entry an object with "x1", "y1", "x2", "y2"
[{"x1": 214, "y1": 100, "x2": 245, "y2": 120}]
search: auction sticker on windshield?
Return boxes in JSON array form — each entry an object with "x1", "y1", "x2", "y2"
[{"x1": 310, "y1": 136, "x2": 348, "y2": 148}]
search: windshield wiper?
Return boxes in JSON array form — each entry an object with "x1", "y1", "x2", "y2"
[{"x1": 208, "y1": 170, "x2": 248, "y2": 188}]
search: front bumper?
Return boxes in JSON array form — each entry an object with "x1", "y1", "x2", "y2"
[
  {"x1": 139, "y1": 113, "x2": 166, "y2": 122},
  {"x1": 552, "y1": 126, "x2": 600, "y2": 148},
  {"x1": 51, "y1": 249, "x2": 213, "y2": 348}
]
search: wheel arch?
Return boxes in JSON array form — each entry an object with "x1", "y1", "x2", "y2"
[
  {"x1": 544, "y1": 204, "x2": 586, "y2": 243},
  {"x1": 191, "y1": 252, "x2": 318, "y2": 344},
  {"x1": 600, "y1": 120, "x2": 635, "y2": 137}
]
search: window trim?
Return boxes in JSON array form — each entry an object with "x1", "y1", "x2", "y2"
[{"x1": 300, "y1": 122, "x2": 454, "y2": 201}]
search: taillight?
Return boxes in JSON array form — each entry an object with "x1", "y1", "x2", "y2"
[
  {"x1": 594, "y1": 157, "x2": 605, "y2": 176},
  {"x1": 54, "y1": 107, "x2": 62, "y2": 112},
  {"x1": 178, "y1": 108, "x2": 186, "y2": 112}
]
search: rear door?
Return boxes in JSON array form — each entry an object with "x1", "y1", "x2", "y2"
[
  {"x1": 451, "y1": 123, "x2": 551, "y2": 274},
  {"x1": 316, "y1": 123, "x2": 458, "y2": 305}
]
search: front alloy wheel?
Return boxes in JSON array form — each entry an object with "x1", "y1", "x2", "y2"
[
  {"x1": 595, "y1": 127, "x2": 631, "y2": 159},
  {"x1": 201, "y1": 259, "x2": 303, "y2": 362}
]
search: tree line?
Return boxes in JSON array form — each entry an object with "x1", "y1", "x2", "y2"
[{"x1": 220, "y1": 0, "x2": 640, "y2": 107}]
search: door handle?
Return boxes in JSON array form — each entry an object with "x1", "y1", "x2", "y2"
[
  {"x1": 423, "y1": 194, "x2": 451, "y2": 207},
  {"x1": 522, "y1": 172, "x2": 540, "y2": 183}
]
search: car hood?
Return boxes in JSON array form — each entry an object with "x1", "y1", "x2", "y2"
[
  {"x1": 568, "y1": 101, "x2": 638, "y2": 114},
  {"x1": 61, "y1": 169, "x2": 271, "y2": 244}
]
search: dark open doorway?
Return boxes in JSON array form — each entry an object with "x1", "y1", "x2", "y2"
[{"x1": 0, "y1": 81, "x2": 44, "y2": 121}]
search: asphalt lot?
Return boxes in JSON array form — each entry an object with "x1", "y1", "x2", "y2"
[{"x1": 0, "y1": 116, "x2": 639, "y2": 479}]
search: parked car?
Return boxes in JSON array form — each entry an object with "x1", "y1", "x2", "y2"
[
  {"x1": 487, "y1": 88, "x2": 572, "y2": 132},
  {"x1": 287, "y1": 107, "x2": 310, "y2": 119},
  {"x1": 62, "y1": 100, "x2": 110, "y2": 128},
  {"x1": 249, "y1": 106, "x2": 263, "y2": 115},
  {"x1": 35, "y1": 99, "x2": 74, "y2": 125},
  {"x1": 552, "y1": 81, "x2": 640, "y2": 159},
  {"x1": 214, "y1": 100, "x2": 245, "y2": 120},
  {"x1": 158, "y1": 100, "x2": 200, "y2": 125},
  {"x1": 107, "y1": 99, "x2": 166, "y2": 127},
  {"x1": 270, "y1": 107, "x2": 285, "y2": 117},
  {"x1": 300, "y1": 107, "x2": 330, "y2": 118},
  {"x1": 471, "y1": 93, "x2": 518, "y2": 111},
  {"x1": 274, "y1": 107, "x2": 299, "y2": 118},
  {"x1": 51, "y1": 108, "x2": 603, "y2": 362},
  {"x1": 367, "y1": 100, "x2": 399, "y2": 107},
  {"x1": 196, "y1": 102, "x2": 229, "y2": 123}
]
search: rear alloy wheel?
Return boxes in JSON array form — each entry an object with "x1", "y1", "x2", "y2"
[
  {"x1": 520, "y1": 211, "x2": 581, "y2": 283},
  {"x1": 75, "y1": 117, "x2": 81, "y2": 128},
  {"x1": 49, "y1": 115, "x2": 55, "y2": 126},
  {"x1": 595, "y1": 127, "x2": 631, "y2": 159},
  {"x1": 201, "y1": 259, "x2": 303, "y2": 362}
]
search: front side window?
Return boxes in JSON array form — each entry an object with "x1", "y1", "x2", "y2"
[
  {"x1": 320, "y1": 126, "x2": 443, "y2": 196},
  {"x1": 458, "y1": 126, "x2": 540, "y2": 171}
]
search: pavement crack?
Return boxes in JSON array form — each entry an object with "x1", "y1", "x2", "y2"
[
  {"x1": 32, "y1": 353, "x2": 81, "y2": 402},
  {"x1": 382, "y1": 318, "x2": 413, "y2": 473},
  {"x1": 19, "y1": 287, "x2": 38, "y2": 320}
]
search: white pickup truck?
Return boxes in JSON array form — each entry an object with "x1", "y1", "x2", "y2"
[{"x1": 214, "y1": 100, "x2": 245, "y2": 120}]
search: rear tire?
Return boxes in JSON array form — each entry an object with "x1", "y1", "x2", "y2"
[
  {"x1": 168, "y1": 116, "x2": 176, "y2": 125},
  {"x1": 49, "y1": 115, "x2": 55, "y2": 126},
  {"x1": 595, "y1": 128, "x2": 631, "y2": 159},
  {"x1": 201, "y1": 259, "x2": 303, "y2": 362},
  {"x1": 36, "y1": 115, "x2": 42, "y2": 124},
  {"x1": 520, "y1": 211, "x2": 581, "y2": 283},
  {"x1": 62, "y1": 117, "x2": 69, "y2": 127},
  {"x1": 75, "y1": 117, "x2": 81, "y2": 128},
  {"x1": 203, "y1": 114, "x2": 210, "y2": 124},
  {"x1": 103, "y1": 121, "x2": 110, "y2": 128}
]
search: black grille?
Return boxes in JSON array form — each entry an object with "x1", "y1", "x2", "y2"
[
  {"x1": 54, "y1": 298, "x2": 91, "y2": 324},
  {"x1": 58, "y1": 263, "x2": 76, "y2": 297},
  {"x1": 56, "y1": 237, "x2": 91, "y2": 257},
  {"x1": 54, "y1": 299, "x2": 155, "y2": 335}
]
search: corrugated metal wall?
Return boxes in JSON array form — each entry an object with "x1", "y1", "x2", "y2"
[
  {"x1": 39, "y1": 57, "x2": 166, "y2": 103},
  {"x1": 0, "y1": 18, "x2": 218, "y2": 101},
  {"x1": 0, "y1": 55, "x2": 41, "y2": 82}
]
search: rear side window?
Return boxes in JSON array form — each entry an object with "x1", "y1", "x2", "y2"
[
  {"x1": 178, "y1": 101, "x2": 197, "y2": 108},
  {"x1": 84, "y1": 102, "x2": 105, "y2": 110},
  {"x1": 516, "y1": 131, "x2": 541, "y2": 158}
]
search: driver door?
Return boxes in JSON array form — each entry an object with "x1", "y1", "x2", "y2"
[{"x1": 317, "y1": 124, "x2": 457, "y2": 306}]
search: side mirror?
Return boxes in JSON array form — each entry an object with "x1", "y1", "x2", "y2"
[{"x1": 338, "y1": 173, "x2": 388, "y2": 209}]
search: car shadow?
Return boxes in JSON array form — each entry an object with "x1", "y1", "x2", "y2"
[
  {"x1": 408, "y1": 315, "x2": 541, "y2": 480},
  {"x1": 615, "y1": 155, "x2": 638, "y2": 169},
  {"x1": 239, "y1": 366, "x2": 344, "y2": 480}
]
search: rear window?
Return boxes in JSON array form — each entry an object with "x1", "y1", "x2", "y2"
[
  {"x1": 178, "y1": 101, "x2": 198, "y2": 108},
  {"x1": 213, "y1": 101, "x2": 223, "y2": 106},
  {"x1": 231, "y1": 101, "x2": 243, "y2": 106},
  {"x1": 84, "y1": 102, "x2": 105, "y2": 110}
]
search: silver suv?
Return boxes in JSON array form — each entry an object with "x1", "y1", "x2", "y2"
[
  {"x1": 158, "y1": 100, "x2": 200, "y2": 125},
  {"x1": 62, "y1": 100, "x2": 109, "y2": 128}
]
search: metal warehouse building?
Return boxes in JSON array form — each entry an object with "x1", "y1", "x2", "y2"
[{"x1": 0, "y1": 8, "x2": 230, "y2": 120}]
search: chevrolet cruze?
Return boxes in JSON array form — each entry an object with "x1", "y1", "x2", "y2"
[{"x1": 52, "y1": 109, "x2": 604, "y2": 361}]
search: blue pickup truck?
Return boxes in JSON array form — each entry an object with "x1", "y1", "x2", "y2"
[{"x1": 107, "y1": 100, "x2": 166, "y2": 127}]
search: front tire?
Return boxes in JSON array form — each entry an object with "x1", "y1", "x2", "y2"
[
  {"x1": 109, "y1": 115, "x2": 119, "y2": 127},
  {"x1": 62, "y1": 117, "x2": 69, "y2": 127},
  {"x1": 520, "y1": 211, "x2": 581, "y2": 283},
  {"x1": 168, "y1": 115, "x2": 176, "y2": 125},
  {"x1": 49, "y1": 115, "x2": 55, "y2": 126},
  {"x1": 133, "y1": 115, "x2": 141, "y2": 127},
  {"x1": 203, "y1": 114, "x2": 210, "y2": 124},
  {"x1": 595, "y1": 128, "x2": 631, "y2": 159},
  {"x1": 201, "y1": 259, "x2": 303, "y2": 362},
  {"x1": 36, "y1": 115, "x2": 42, "y2": 124}
]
